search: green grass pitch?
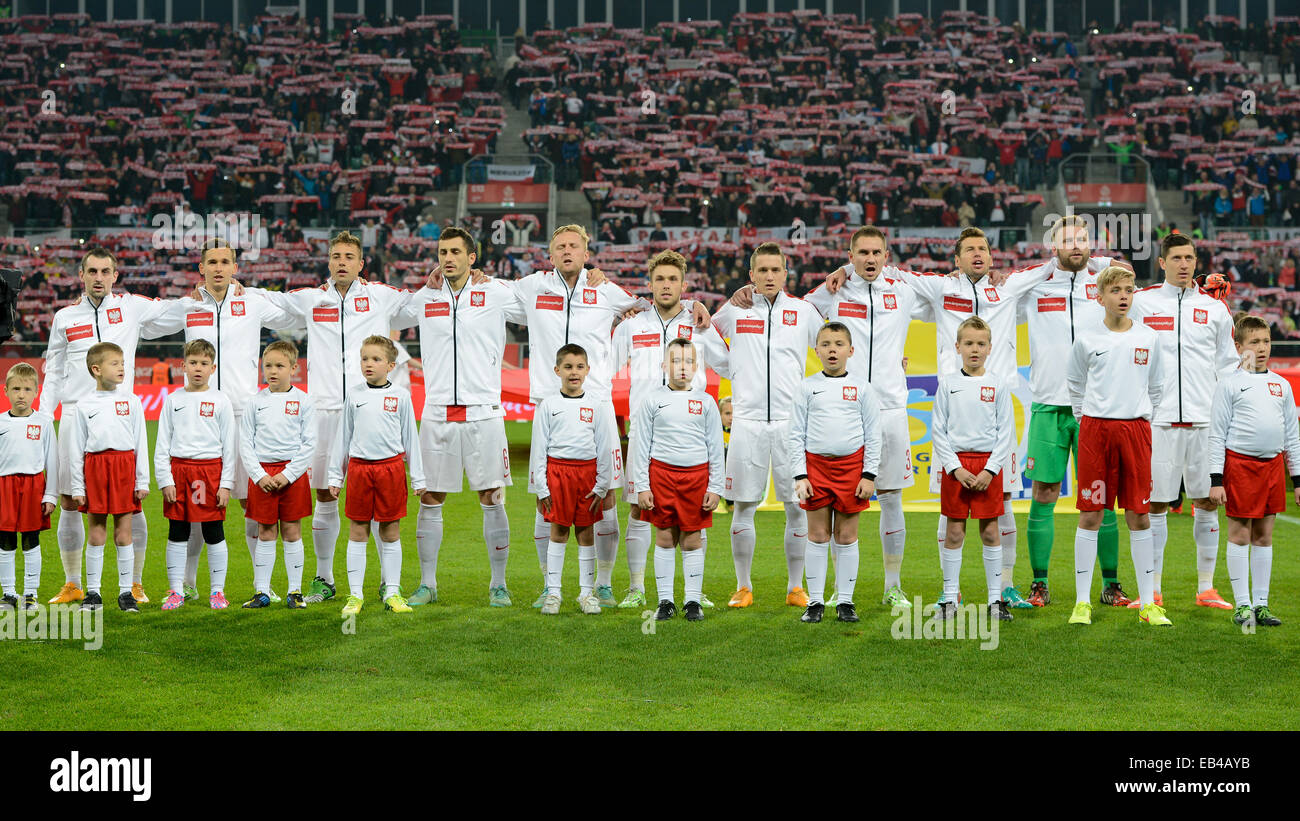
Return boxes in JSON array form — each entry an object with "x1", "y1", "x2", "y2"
[{"x1": 2, "y1": 421, "x2": 1297, "y2": 730}]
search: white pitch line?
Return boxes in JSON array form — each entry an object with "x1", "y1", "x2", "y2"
[{"x1": 1277, "y1": 514, "x2": 1300, "y2": 526}]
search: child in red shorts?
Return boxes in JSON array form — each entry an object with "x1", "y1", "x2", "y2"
[
  {"x1": 327, "y1": 335, "x2": 424, "y2": 616},
  {"x1": 156, "y1": 339, "x2": 236, "y2": 611},
  {"x1": 788, "y1": 322, "x2": 881, "y2": 624},
  {"x1": 529, "y1": 344, "x2": 615, "y2": 616},
  {"x1": 931, "y1": 317, "x2": 1015, "y2": 622},
  {"x1": 68, "y1": 342, "x2": 149, "y2": 613},
  {"x1": 631, "y1": 339, "x2": 725, "y2": 622},
  {"x1": 1208, "y1": 315, "x2": 1300, "y2": 629},
  {"x1": 239, "y1": 340, "x2": 315, "y2": 610},
  {"x1": 0, "y1": 363, "x2": 57, "y2": 610}
]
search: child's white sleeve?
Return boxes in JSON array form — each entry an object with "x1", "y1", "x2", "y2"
[
  {"x1": 787, "y1": 382, "x2": 810, "y2": 478},
  {"x1": 327, "y1": 401, "x2": 353, "y2": 488},
  {"x1": 240, "y1": 405, "x2": 264, "y2": 484},
  {"x1": 1207, "y1": 380, "x2": 1231, "y2": 478},
  {"x1": 285, "y1": 397, "x2": 316, "y2": 485},
  {"x1": 402, "y1": 393, "x2": 425, "y2": 492},
  {"x1": 219, "y1": 400, "x2": 237, "y2": 491},
  {"x1": 860, "y1": 384, "x2": 882, "y2": 478},
  {"x1": 931, "y1": 379, "x2": 958, "y2": 476},
  {"x1": 42, "y1": 417, "x2": 59, "y2": 507},
  {"x1": 704, "y1": 399, "x2": 726, "y2": 496},
  {"x1": 1281, "y1": 381, "x2": 1300, "y2": 479},
  {"x1": 69, "y1": 407, "x2": 87, "y2": 498},
  {"x1": 155, "y1": 395, "x2": 175, "y2": 490},
  {"x1": 529, "y1": 400, "x2": 551, "y2": 500},
  {"x1": 987, "y1": 378, "x2": 1014, "y2": 476},
  {"x1": 1146, "y1": 339, "x2": 1164, "y2": 413},
  {"x1": 593, "y1": 402, "x2": 615, "y2": 496},
  {"x1": 631, "y1": 394, "x2": 654, "y2": 495},
  {"x1": 1067, "y1": 338, "x2": 1089, "y2": 419},
  {"x1": 133, "y1": 399, "x2": 149, "y2": 493}
]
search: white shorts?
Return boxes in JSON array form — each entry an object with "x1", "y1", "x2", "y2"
[
  {"x1": 55, "y1": 417, "x2": 77, "y2": 497},
  {"x1": 877, "y1": 407, "x2": 915, "y2": 492},
  {"x1": 309, "y1": 409, "x2": 343, "y2": 490},
  {"x1": 623, "y1": 421, "x2": 642, "y2": 504},
  {"x1": 725, "y1": 418, "x2": 796, "y2": 503},
  {"x1": 419, "y1": 417, "x2": 513, "y2": 493},
  {"x1": 527, "y1": 398, "x2": 622, "y2": 494},
  {"x1": 1151, "y1": 424, "x2": 1210, "y2": 502},
  {"x1": 928, "y1": 429, "x2": 1020, "y2": 496},
  {"x1": 229, "y1": 411, "x2": 249, "y2": 500}
]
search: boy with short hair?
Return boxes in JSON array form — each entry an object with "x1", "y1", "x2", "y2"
[
  {"x1": 529, "y1": 344, "x2": 616, "y2": 615},
  {"x1": 1208, "y1": 315, "x2": 1300, "y2": 628},
  {"x1": 156, "y1": 339, "x2": 237, "y2": 610},
  {"x1": 788, "y1": 322, "x2": 881, "y2": 624},
  {"x1": 631, "y1": 339, "x2": 725, "y2": 622},
  {"x1": 931, "y1": 317, "x2": 1015, "y2": 622},
  {"x1": 0, "y1": 363, "x2": 57, "y2": 610},
  {"x1": 327, "y1": 335, "x2": 425, "y2": 616},
  {"x1": 239, "y1": 341, "x2": 316, "y2": 609},
  {"x1": 1066, "y1": 266, "x2": 1167, "y2": 627},
  {"x1": 68, "y1": 342, "x2": 150, "y2": 612}
]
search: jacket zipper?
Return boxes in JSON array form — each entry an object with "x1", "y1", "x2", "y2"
[
  {"x1": 765, "y1": 295, "x2": 774, "y2": 422},
  {"x1": 867, "y1": 282, "x2": 874, "y2": 382},
  {"x1": 1176, "y1": 288, "x2": 1183, "y2": 423}
]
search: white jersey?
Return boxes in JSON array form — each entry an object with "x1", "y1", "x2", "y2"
[
  {"x1": 1209, "y1": 369, "x2": 1300, "y2": 475},
  {"x1": 327, "y1": 381, "x2": 424, "y2": 489},
  {"x1": 787, "y1": 370, "x2": 882, "y2": 478},
  {"x1": 630, "y1": 385, "x2": 726, "y2": 496},
  {"x1": 0, "y1": 412, "x2": 58, "y2": 504},
  {"x1": 396, "y1": 278, "x2": 526, "y2": 421},
  {"x1": 931, "y1": 369, "x2": 1014, "y2": 476},
  {"x1": 1129, "y1": 281, "x2": 1239, "y2": 426},
  {"x1": 513, "y1": 269, "x2": 638, "y2": 401},
  {"x1": 252, "y1": 278, "x2": 417, "y2": 411},
  {"x1": 155, "y1": 388, "x2": 237, "y2": 491},
  {"x1": 240, "y1": 386, "x2": 316, "y2": 485},
  {"x1": 1067, "y1": 321, "x2": 1163, "y2": 420},
  {"x1": 68, "y1": 389, "x2": 149, "y2": 497},
  {"x1": 145, "y1": 287, "x2": 298, "y2": 414},
  {"x1": 713, "y1": 291, "x2": 822, "y2": 422},
  {"x1": 1019, "y1": 256, "x2": 1115, "y2": 406},
  {"x1": 528, "y1": 392, "x2": 616, "y2": 498},
  {"x1": 897, "y1": 263, "x2": 1051, "y2": 377},
  {"x1": 613, "y1": 304, "x2": 731, "y2": 417},
  {"x1": 40, "y1": 291, "x2": 171, "y2": 412},
  {"x1": 805, "y1": 267, "x2": 917, "y2": 409}
]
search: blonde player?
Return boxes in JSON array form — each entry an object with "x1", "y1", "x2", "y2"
[
  {"x1": 239, "y1": 341, "x2": 315, "y2": 610},
  {"x1": 631, "y1": 338, "x2": 725, "y2": 622},
  {"x1": 0, "y1": 364, "x2": 57, "y2": 610},
  {"x1": 155, "y1": 339, "x2": 237, "y2": 611},
  {"x1": 529, "y1": 344, "x2": 616, "y2": 616},
  {"x1": 1208, "y1": 316, "x2": 1300, "y2": 628},
  {"x1": 1065, "y1": 266, "x2": 1167, "y2": 627},
  {"x1": 931, "y1": 317, "x2": 1015, "y2": 622},
  {"x1": 788, "y1": 323, "x2": 881, "y2": 624},
  {"x1": 67, "y1": 342, "x2": 149, "y2": 613},
  {"x1": 326, "y1": 335, "x2": 425, "y2": 616}
]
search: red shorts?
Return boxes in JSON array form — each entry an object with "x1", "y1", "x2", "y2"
[
  {"x1": 344, "y1": 455, "x2": 409, "y2": 522},
  {"x1": 81, "y1": 450, "x2": 141, "y2": 516},
  {"x1": 163, "y1": 457, "x2": 227, "y2": 523},
  {"x1": 800, "y1": 448, "x2": 871, "y2": 514},
  {"x1": 1076, "y1": 416, "x2": 1152, "y2": 513},
  {"x1": 542, "y1": 456, "x2": 602, "y2": 528},
  {"x1": 1222, "y1": 450, "x2": 1287, "y2": 519},
  {"x1": 0, "y1": 473, "x2": 52, "y2": 532},
  {"x1": 940, "y1": 452, "x2": 1005, "y2": 520},
  {"x1": 645, "y1": 460, "x2": 712, "y2": 531},
  {"x1": 246, "y1": 461, "x2": 313, "y2": 525}
]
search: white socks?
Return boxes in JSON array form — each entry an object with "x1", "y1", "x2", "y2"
[
  {"x1": 86, "y1": 543, "x2": 105, "y2": 594},
  {"x1": 166, "y1": 540, "x2": 186, "y2": 593},
  {"x1": 23, "y1": 546, "x2": 39, "y2": 596},
  {"x1": 1251, "y1": 545, "x2": 1272, "y2": 608},
  {"x1": 730, "y1": 502, "x2": 757, "y2": 591},
  {"x1": 626, "y1": 514, "x2": 652, "y2": 592},
  {"x1": 941, "y1": 547, "x2": 962, "y2": 601},
  {"x1": 130, "y1": 514, "x2": 147, "y2": 580},
  {"x1": 482, "y1": 502, "x2": 510, "y2": 589},
  {"x1": 1149, "y1": 511, "x2": 1168, "y2": 593},
  {"x1": 999, "y1": 500, "x2": 1017, "y2": 587},
  {"x1": 683, "y1": 547, "x2": 704, "y2": 605},
  {"x1": 416, "y1": 503, "x2": 443, "y2": 589},
  {"x1": 654, "y1": 545, "x2": 675, "y2": 604},
  {"x1": 345, "y1": 539, "x2": 368, "y2": 598},
  {"x1": 284, "y1": 539, "x2": 305, "y2": 593},
  {"x1": 253, "y1": 538, "x2": 276, "y2": 594},
  {"x1": 595, "y1": 506, "x2": 619, "y2": 588},
  {"x1": 534, "y1": 511, "x2": 550, "y2": 577},
  {"x1": 57, "y1": 511, "x2": 83, "y2": 585},
  {"x1": 878, "y1": 489, "x2": 905, "y2": 590},
  {"x1": 116, "y1": 542, "x2": 134, "y2": 594},
  {"x1": 1130, "y1": 527, "x2": 1154, "y2": 607},
  {"x1": 833, "y1": 540, "x2": 859, "y2": 604},
  {"x1": 244, "y1": 519, "x2": 259, "y2": 566},
  {"x1": 1226, "y1": 543, "x2": 1250, "y2": 607},
  {"x1": 312, "y1": 499, "x2": 340, "y2": 584},
  {"x1": 0, "y1": 550, "x2": 13, "y2": 595},
  {"x1": 546, "y1": 540, "x2": 566, "y2": 597},
  {"x1": 380, "y1": 540, "x2": 402, "y2": 599},
  {"x1": 805, "y1": 540, "x2": 830, "y2": 604},
  {"x1": 578, "y1": 544, "x2": 595, "y2": 597},
  {"x1": 1074, "y1": 528, "x2": 1098, "y2": 604},
  {"x1": 208, "y1": 540, "x2": 227, "y2": 593},
  {"x1": 1193, "y1": 507, "x2": 1220, "y2": 592},
  {"x1": 983, "y1": 543, "x2": 1003, "y2": 604},
  {"x1": 782, "y1": 501, "x2": 807, "y2": 593},
  {"x1": 185, "y1": 523, "x2": 203, "y2": 589}
]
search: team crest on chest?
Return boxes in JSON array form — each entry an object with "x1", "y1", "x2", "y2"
[
  {"x1": 842, "y1": 386, "x2": 858, "y2": 401},
  {"x1": 1134, "y1": 348, "x2": 1149, "y2": 365},
  {"x1": 354, "y1": 297, "x2": 370, "y2": 313},
  {"x1": 984, "y1": 288, "x2": 1000, "y2": 302},
  {"x1": 230, "y1": 301, "x2": 246, "y2": 316},
  {"x1": 677, "y1": 324, "x2": 692, "y2": 339},
  {"x1": 981, "y1": 386, "x2": 995, "y2": 402},
  {"x1": 583, "y1": 289, "x2": 597, "y2": 305},
  {"x1": 1193, "y1": 308, "x2": 1208, "y2": 324},
  {"x1": 383, "y1": 396, "x2": 399, "y2": 413},
  {"x1": 579, "y1": 407, "x2": 593, "y2": 422},
  {"x1": 106, "y1": 308, "x2": 122, "y2": 324},
  {"x1": 200, "y1": 402, "x2": 214, "y2": 418},
  {"x1": 1086, "y1": 284, "x2": 1099, "y2": 300},
  {"x1": 1269, "y1": 382, "x2": 1283, "y2": 397},
  {"x1": 470, "y1": 291, "x2": 485, "y2": 307},
  {"x1": 115, "y1": 401, "x2": 129, "y2": 416},
  {"x1": 688, "y1": 399, "x2": 702, "y2": 415},
  {"x1": 26, "y1": 425, "x2": 40, "y2": 441},
  {"x1": 783, "y1": 310, "x2": 798, "y2": 326},
  {"x1": 882, "y1": 294, "x2": 898, "y2": 310},
  {"x1": 284, "y1": 401, "x2": 300, "y2": 416}
]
